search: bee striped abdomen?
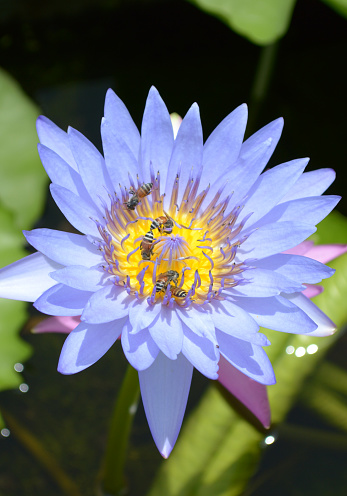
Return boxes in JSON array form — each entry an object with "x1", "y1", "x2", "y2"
[
  {"x1": 138, "y1": 182, "x2": 153, "y2": 198},
  {"x1": 170, "y1": 287, "x2": 188, "y2": 298},
  {"x1": 140, "y1": 230, "x2": 155, "y2": 260},
  {"x1": 155, "y1": 280, "x2": 167, "y2": 293},
  {"x1": 142, "y1": 230, "x2": 154, "y2": 244},
  {"x1": 150, "y1": 218, "x2": 162, "y2": 231}
]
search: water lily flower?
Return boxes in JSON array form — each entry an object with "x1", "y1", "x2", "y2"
[
  {"x1": 33, "y1": 241, "x2": 347, "y2": 429},
  {"x1": 0, "y1": 87, "x2": 341, "y2": 457}
]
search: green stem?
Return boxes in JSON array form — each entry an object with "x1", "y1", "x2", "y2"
[
  {"x1": 248, "y1": 41, "x2": 280, "y2": 135},
  {"x1": 99, "y1": 364, "x2": 140, "y2": 496}
]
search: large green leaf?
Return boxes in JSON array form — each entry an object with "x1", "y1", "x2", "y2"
[
  {"x1": 0, "y1": 68, "x2": 47, "y2": 229},
  {"x1": 309, "y1": 210, "x2": 347, "y2": 245},
  {"x1": 188, "y1": 0, "x2": 297, "y2": 45},
  {"x1": 303, "y1": 362, "x2": 347, "y2": 432},
  {"x1": 148, "y1": 213, "x2": 347, "y2": 496},
  {"x1": 0, "y1": 69, "x2": 48, "y2": 425}
]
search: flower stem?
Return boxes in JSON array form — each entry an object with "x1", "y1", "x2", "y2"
[
  {"x1": 248, "y1": 41, "x2": 280, "y2": 134},
  {"x1": 99, "y1": 364, "x2": 140, "y2": 496}
]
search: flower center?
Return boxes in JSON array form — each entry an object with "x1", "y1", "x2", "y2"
[{"x1": 96, "y1": 169, "x2": 248, "y2": 308}]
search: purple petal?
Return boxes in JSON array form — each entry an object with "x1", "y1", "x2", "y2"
[
  {"x1": 121, "y1": 320, "x2": 159, "y2": 370},
  {"x1": 58, "y1": 318, "x2": 125, "y2": 374},
  {"x1": 204, "y1": 136, "x2": 273, "y2": 213},
  {"x1": 104, "y1": 88, "x2": 140, "y2": 159},
  {"x1": 68, "y1": 127, "x2": 113, "y2": 209},
  {"x1": 280, "y1": 168, "x2": 336, "y2": 202},
  {"x1": 34, "y1": 283, "x2": 93, "y2": 316},
  {"x1": 128, "y1": 298, "x2": 162, "y2": 333},
  {"x1": 176, "y1": 306, "x2": 216, "y2": 341},
  {"x1": 36, "y1": 116, "x2": 78, "y2": 170},
  {"x1": 217, "y1": 331, "x2": 276, "y2": 385},
  {"x1": 38, "y1": 144, "x2": 90, "y2": 201},
  {"x1": 181, "y1": 322, "x2": 219, "y2": 379},
  {"x1": 140, "y1": 86, "x2": 174, "y2": 187},
  {"x1": 148, "y1": 305, "x2": 183, "y2": 359},
  {"x1": 231, "y1": 295, "x2": 318, "y2": 334},
  {"x1": 50, "y1": 265, "x2": 110, "y2": 292},
  {"x1": 218, "y1": 356, "x2": 271, "y2": 428},
  {"x1": 251, "y1": 196, "x2": 341, "y2": 231},
  {"x1": 240, "y1": 117, "x2": 284, "y2": 169},
  {"x1": 229, "y1": 268, "x2": 305, "y2": 297},
  {"x1": 164, "y1": 103, "x2": 203, "y2": 207},
  {"x1": 0, "y1": 253, "x2": 61, "y2": 302},
  {"x1": 200, "y1": 103, "x2": 247, "y2": 191},
  {"x1": 283, "y1": 292, "x2": 336, "y2": 337},
  {"x1": 23, "y1": 229, "x2": 102, "y2": 267},
  {"x1": 50, "y1": 184, "x2": 101, "y2": 237},
  {"x1": 251, "y1": 254, "x2": 335, "y2": 284},
  {"x1": 139, "y1": 352, "x2": 193, "y2": 458},
  {"x1": 81, "y1": 285, "x2": 131, "y2": 324},
  {"x1": 239, "y1": 158, "x2": 309, "y2": 226},
  {"x1": 240, "y1": 221, "x2": 316, "y2": 259},
  {"x1": 206, "y1": 117, "x2": 284, "y2": 211},
  {"x1": 207, "y1": 299, "x2": 260, "y2": 341},
  {"x1": 101, "y1": 118, "x2": 140, "y2": 188},
  {"x1": 33, "y1": 315, "x2": 80, "y2": 334}
]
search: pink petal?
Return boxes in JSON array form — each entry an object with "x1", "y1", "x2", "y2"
[
  {"x1": 218, "y1": 355, "x2": 271, "y2": 428},
  {"x1": 283, "y1": 241, "x2": 314, "y2": 256},
  {"x1": 304, "y1": 244, "x2": 347, "y2": 264},
  {"x1": 33, "y1": 315, "x2": 80, "y2": 334},
  {"x1": 302, "y1": 284, "x2": 324, "y2": 299},
  {"x1": 283, "y1": 241, "x2": 347, "y2": 264}
]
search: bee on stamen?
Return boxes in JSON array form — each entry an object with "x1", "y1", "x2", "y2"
[
  {"x1": 150, "y1": 211, "x2": 174, "y2": 235},
  {"x1": 124, "y1": 182, "x2": 153, "y2": 211},
  {"x1": 155, "y1": 270, "x2": 179, "y2": 293},
  {"x1": 170, "y1": 286, "x2": 188, "y2": 299},
  {"x1": 140, "y1": 230, "x2": 156, "y2": 260}
]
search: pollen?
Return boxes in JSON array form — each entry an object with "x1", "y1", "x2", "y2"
[{"x1": 96, "y1": 168, "x2": 248, "y2": 308}]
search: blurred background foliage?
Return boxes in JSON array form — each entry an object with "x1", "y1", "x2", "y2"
[{"x1": 0, "y1": 0, "x2": 346, "y2": 495}]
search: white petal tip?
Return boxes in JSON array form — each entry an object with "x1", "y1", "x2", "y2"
[
  {"x1": 313, "y1": 324, "x2": 337, "y2": 337},
  {"x1": 57, "y1": 363, "x2": 70, "y2": 375},
  {"x1": 159, "y1": 439, "x2": 173, "y2": 459}
]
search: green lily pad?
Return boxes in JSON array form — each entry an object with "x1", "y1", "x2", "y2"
[
  {"x1": 310, "y1": 210, "x2": 347, "y2": 245},
  {"x1": 0, "y1": 68, "x2": 48, "y2": 427},
  {"x1": 188, "y1": 0, "x2": 297, "y2": 45},
  {"x1": 0, "y1": 68, "x2": 47, "y2": 230}
]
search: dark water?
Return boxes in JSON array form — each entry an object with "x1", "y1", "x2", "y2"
[{"x1": 0, "y1": 0, "x2": 347, "y2": 494}]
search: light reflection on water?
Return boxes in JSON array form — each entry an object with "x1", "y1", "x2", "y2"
[{"x1": 286, "y1": 344, "x2": 319, "y2": 357}]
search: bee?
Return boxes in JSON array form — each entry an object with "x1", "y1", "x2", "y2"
[
  {"x1": 140, "y1": 230, "x2": 156, "y2": 260},
  {"x1": 150, "y1": 212, "x2": 174, "y2": 235},
  {"x1": 124, "y1": 182, "x2": 153, "y2": 210},
  {"x1": 170, "y1": 286, "x2": 188, "y2": 299},
  {"x1": 155, "y1": 270, "x2": 179, "y2": 293}
]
